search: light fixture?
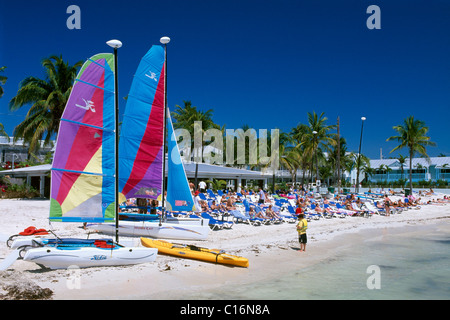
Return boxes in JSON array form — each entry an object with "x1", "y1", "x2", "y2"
[
  {"x1": 160, "y1": 36, "x2": 171, "y2": 45},
  {"x1": 106, "y1": 39, "x2": 123, "y2": 49}
]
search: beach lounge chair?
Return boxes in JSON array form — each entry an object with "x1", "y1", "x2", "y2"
[
  {"x1": 206, "y1": 189, "x2": 216, "y2": 199},
  {"x1": 373, "y1": 201, "x2": 391, "y2": 215},
  {"x1": 306, "y1": 204, "x2": 322, "y2": 220},
  {"x1": 363, "y1": 201, "x2": 382, "y2": 216},
  {"x1": 351, "y1": 202, "x2": 368, "y2": 217},
  {"x1": 272, "y1": 205, "x2": 296, "y2": 223},
  {"x1": 254, "y1": 206, "x2": 279, "y2": 224},
  {"x1": 228, "y1": 209, "x2": 261, "y2": 226},
  {"x1": 201, "y1": 212, "x2": 233, "y2": 230},
  {"x1": 335, "y1": 203, "x2": 355, "y2": 216}
]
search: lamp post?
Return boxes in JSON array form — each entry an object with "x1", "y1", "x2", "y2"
[
  {"x1": 160, "y1": 36, "x2": 170, "y2": 225},
  {"x1": 355, "y1": 116, "x2": 366, "y2": 194},
  {"x1": 106, "y1": 39, "x2": 122, "y2": 243},
  {"x1": 312, "y1": 130, "x2": 319, "y2": 193},
  {"x1": 11, "y1": 153, "x2": 19, "y2": 174}
]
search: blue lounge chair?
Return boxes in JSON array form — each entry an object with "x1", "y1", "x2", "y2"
[{"x1": 201, "y1": 212, "x2": 232, "y2": 230}]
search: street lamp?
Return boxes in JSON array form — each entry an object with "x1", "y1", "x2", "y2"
[
  {"x1": 312, "y1": 131, "x2": 319, "y2": 193},
  {"x1": 160, "y1": 36, "x2": 170, "y2": 225},
  {"x1": 355, "y1": 116, "x2": 366, "y2": 194},
  {"x1": 106, "y1": 39, "x2": 122, "y2": 243}
]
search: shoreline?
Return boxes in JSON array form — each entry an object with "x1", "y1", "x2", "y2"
[{"x1": 0, "y1": 196, "x2": 449, "y2": 300}]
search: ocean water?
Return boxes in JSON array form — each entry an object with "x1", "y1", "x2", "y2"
[{"x1": 185, "y1": 222, "x2": 450, "y2": 300}]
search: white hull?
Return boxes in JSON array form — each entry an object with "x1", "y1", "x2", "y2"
[
  {"x1": 22, "y1": 246, "x2": 157, "y2": 269},
  {"x1": 88, "y1": 220, "x2": 210, "y2": 240}
]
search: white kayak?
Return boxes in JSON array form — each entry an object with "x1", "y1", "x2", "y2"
[
  {"x1": 10, "y1": 238, "x2": 157, "y2": 269},
  {"x1": 88, "y1": 220, "x2": 210, "y2": 241}
]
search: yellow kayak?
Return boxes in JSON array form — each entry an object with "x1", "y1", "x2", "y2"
[{"x1": 140, "y1": 238, "x2": 249, "y2": 268}]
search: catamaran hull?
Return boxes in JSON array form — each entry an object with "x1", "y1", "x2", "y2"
[
  {"x1": 89, "y1": 221, "x2": 210, "y2": 240},
  {"x1": 22, "y1": 246, "x2": 157, "y2": 269}
]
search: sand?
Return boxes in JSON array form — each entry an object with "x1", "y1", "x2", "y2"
[{"x1": 0, "y1": 194, "x2": 449, "y2": 300}]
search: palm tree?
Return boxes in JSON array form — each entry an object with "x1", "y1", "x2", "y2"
[
  {"x1": 396, "y1": 154, "x2": 407, "y2": 181},
  {"x1": 9, "y1": 55, "x2": 83, "y2": 154},
  {"x1": 290, "y1": 123, "x2": 312, "y2": 186},
  {"x1": 0, "y1": 67, "x2": 9, "y2": 142},
  {"x1": 297, "y1": 111, "x2": 336, "y2": 188},
  {"x1": 278, "y1": 133, "x2": 302, "y2": 187},
  {"x1": 0, "y1": 66, "x2": 7, "y2": 98},
  {"x1": 171, "y1": 100, "x2": 222, "y2": 187},
  {"x1": 386, "y1": 116, "x2": 436, "y2": 193}
]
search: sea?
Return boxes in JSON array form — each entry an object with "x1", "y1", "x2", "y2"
[{"x1": 183, "y1": 221, "x2": 450, "y2": 300}]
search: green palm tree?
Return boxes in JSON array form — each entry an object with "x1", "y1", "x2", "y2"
[
  {"x1": 386, "y1": 116, "x2": 436, "y2": 193},
  {"x1": 171, "y1": 101, "x2": 221, "y2": 145},
  {"x1": 278, "y1": 133, "x2": 302, "y2": 187},
  {"x1": 298, "y1": 111, "x2": 336, "y2": 186},
  {"x1": 0, "y1": 67, "x2": 9, "y2": 142},
  {"x1": 396, "y1": 154, "x2": 407, "y2": 180},
  {"x1": 0, "y1": 66, "x2": 7, "y2": 98},
  {"x1": 171, "y1": 100, "x2": 222, "y2": 186},
  {"x1": 9, "y1": 55, "x2": 83, "y2": 154}
]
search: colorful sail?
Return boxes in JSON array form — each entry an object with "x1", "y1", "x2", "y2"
[
  {"x1": 50, "y1": 53, "x2": 116, "y2": 222},
  {"x1": 166, "y1": 113, "x2": 196, "y2": 212},
  {"x1": 118, "y1": 45, "x2": 165, "y2": 200}
]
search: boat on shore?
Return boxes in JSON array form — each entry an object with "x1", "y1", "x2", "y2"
[{"x1": 141, "y1": 238, "x2": 249, "y2": 268}]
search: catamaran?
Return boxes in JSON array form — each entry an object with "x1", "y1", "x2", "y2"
[
  {"x1": 4, "y1": 41, "x2": 158, "y2": 269},
  {"x1": 87, "y1": 40, "x2": 210, "y2": 241}
]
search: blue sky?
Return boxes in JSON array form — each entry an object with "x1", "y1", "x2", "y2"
[{"x1": 0, "y1": 0, "x2": 449, "y2": 159}]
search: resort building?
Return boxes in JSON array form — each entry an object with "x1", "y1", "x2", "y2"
[
  {"x1": 0, "y1": 136, "x2": 54, "y2": 168},
  {"x1": 367, "y1": 157, "x2": 450, "y2": 184}
]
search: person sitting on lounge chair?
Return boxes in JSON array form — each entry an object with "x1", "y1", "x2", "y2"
[
  {"x1": 210, "y1": 200, "x2": 225, "y2": 211},
  {"x1": 200, "y1": 200, "x2": 209, "y2": 212},
  {"x1": 226, "y1": 197, "x2": 236, "y2": 211},
  {"x1": 265, "y1": 205, "x2": 281, "y2": 219}
]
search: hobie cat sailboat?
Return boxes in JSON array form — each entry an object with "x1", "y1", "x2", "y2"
[
  {"x1": 88, "y1": 39, "x2": 210, "y2": 241},
  {"x1": 7, "y1": 41, "x2": 158, "y2": 269}
]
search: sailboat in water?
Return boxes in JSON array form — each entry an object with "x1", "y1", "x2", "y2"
[
  {"x1": 88, "y1": 39, "x2": 210, "y2": 241},
  {"x1": 6, "y1": 41, "x2": 158, "y2": 269}
]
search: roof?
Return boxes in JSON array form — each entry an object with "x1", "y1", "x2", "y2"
[
  {"x1": 370, "y1": 157, "x2": 450, "y2": 169},
  {"x1": 183, "y1": 162, "x2": 271, "y2": 179},
  {"x1": 0, "y1": 162, "x2": 271, "y2": 179},
  {"x1": 0, "y1": 164, "x2": 52, "y2": 176}
]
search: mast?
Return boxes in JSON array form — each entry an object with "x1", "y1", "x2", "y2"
[
  {"x1": 107, "y1": 39, "x2": 122, "y2": 243},
  {"x1": 160, "y1": 36, "x2": 170, "y2": 226},
  {"x1": 337, "y1": 116, "x2": 341, "y2": 195}
]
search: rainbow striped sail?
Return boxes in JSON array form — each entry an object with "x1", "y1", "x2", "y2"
[
  {"x1": 118, "y1": 45, "x2": 165, "y2": 200},
  {"x1": 50, "y1": 54, "x2": 116, "y2": 222}
]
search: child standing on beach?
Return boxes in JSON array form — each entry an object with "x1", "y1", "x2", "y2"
[{"x1": 296, "y1": 213, "x2": 308, "y2": 252}]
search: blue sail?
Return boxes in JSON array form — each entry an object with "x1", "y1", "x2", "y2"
[{"x1": 166, "y1": 112, "x2": 195, "y2": 212}]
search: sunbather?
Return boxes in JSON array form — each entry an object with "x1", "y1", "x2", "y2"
[
  {"x1": 265, "y1": 205, "x2": 281, "y2": 219},
  {"x1": 226, "y1": 197, "x2": 236, "y2": 211}
]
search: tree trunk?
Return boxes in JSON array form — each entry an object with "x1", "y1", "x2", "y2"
[{"x1": 409, "y1": 150, "x2": 413, "y2": 193}]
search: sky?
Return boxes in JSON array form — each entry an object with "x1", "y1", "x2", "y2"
[{"x1": 0, "y1": 0, "x2": 449, "y2": 159}]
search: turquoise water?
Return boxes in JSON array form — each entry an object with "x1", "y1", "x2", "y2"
[{"x1": 185, "y1": 222, "x2": 450, "y2": 300}]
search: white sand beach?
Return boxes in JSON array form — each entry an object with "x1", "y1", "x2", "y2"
[{"x1": 0, "y1": 194, "x2": 449, "y2": 300}]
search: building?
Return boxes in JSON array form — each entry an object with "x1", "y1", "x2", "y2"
[
  {"x1": 0, "y1": 162, "x2": 273, "y2": 198},
  {"x1": 368, "y1": 157, "x2": 450, "y2": 184},
  {"x1": 0, "y1": 136, "x2": 54, "y2": 167}
]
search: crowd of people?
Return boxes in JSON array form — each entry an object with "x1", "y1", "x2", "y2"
[{"x1": 120, "y1": 182, "x2": 449, "y2": 228}]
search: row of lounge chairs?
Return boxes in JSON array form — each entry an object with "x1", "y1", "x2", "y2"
[
  {"x1": 195, "y1": 189, "x2": 425, "y2": 230},
  {"x1": 120, "y1": 189, "x2": 425, "y2": 231}
]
